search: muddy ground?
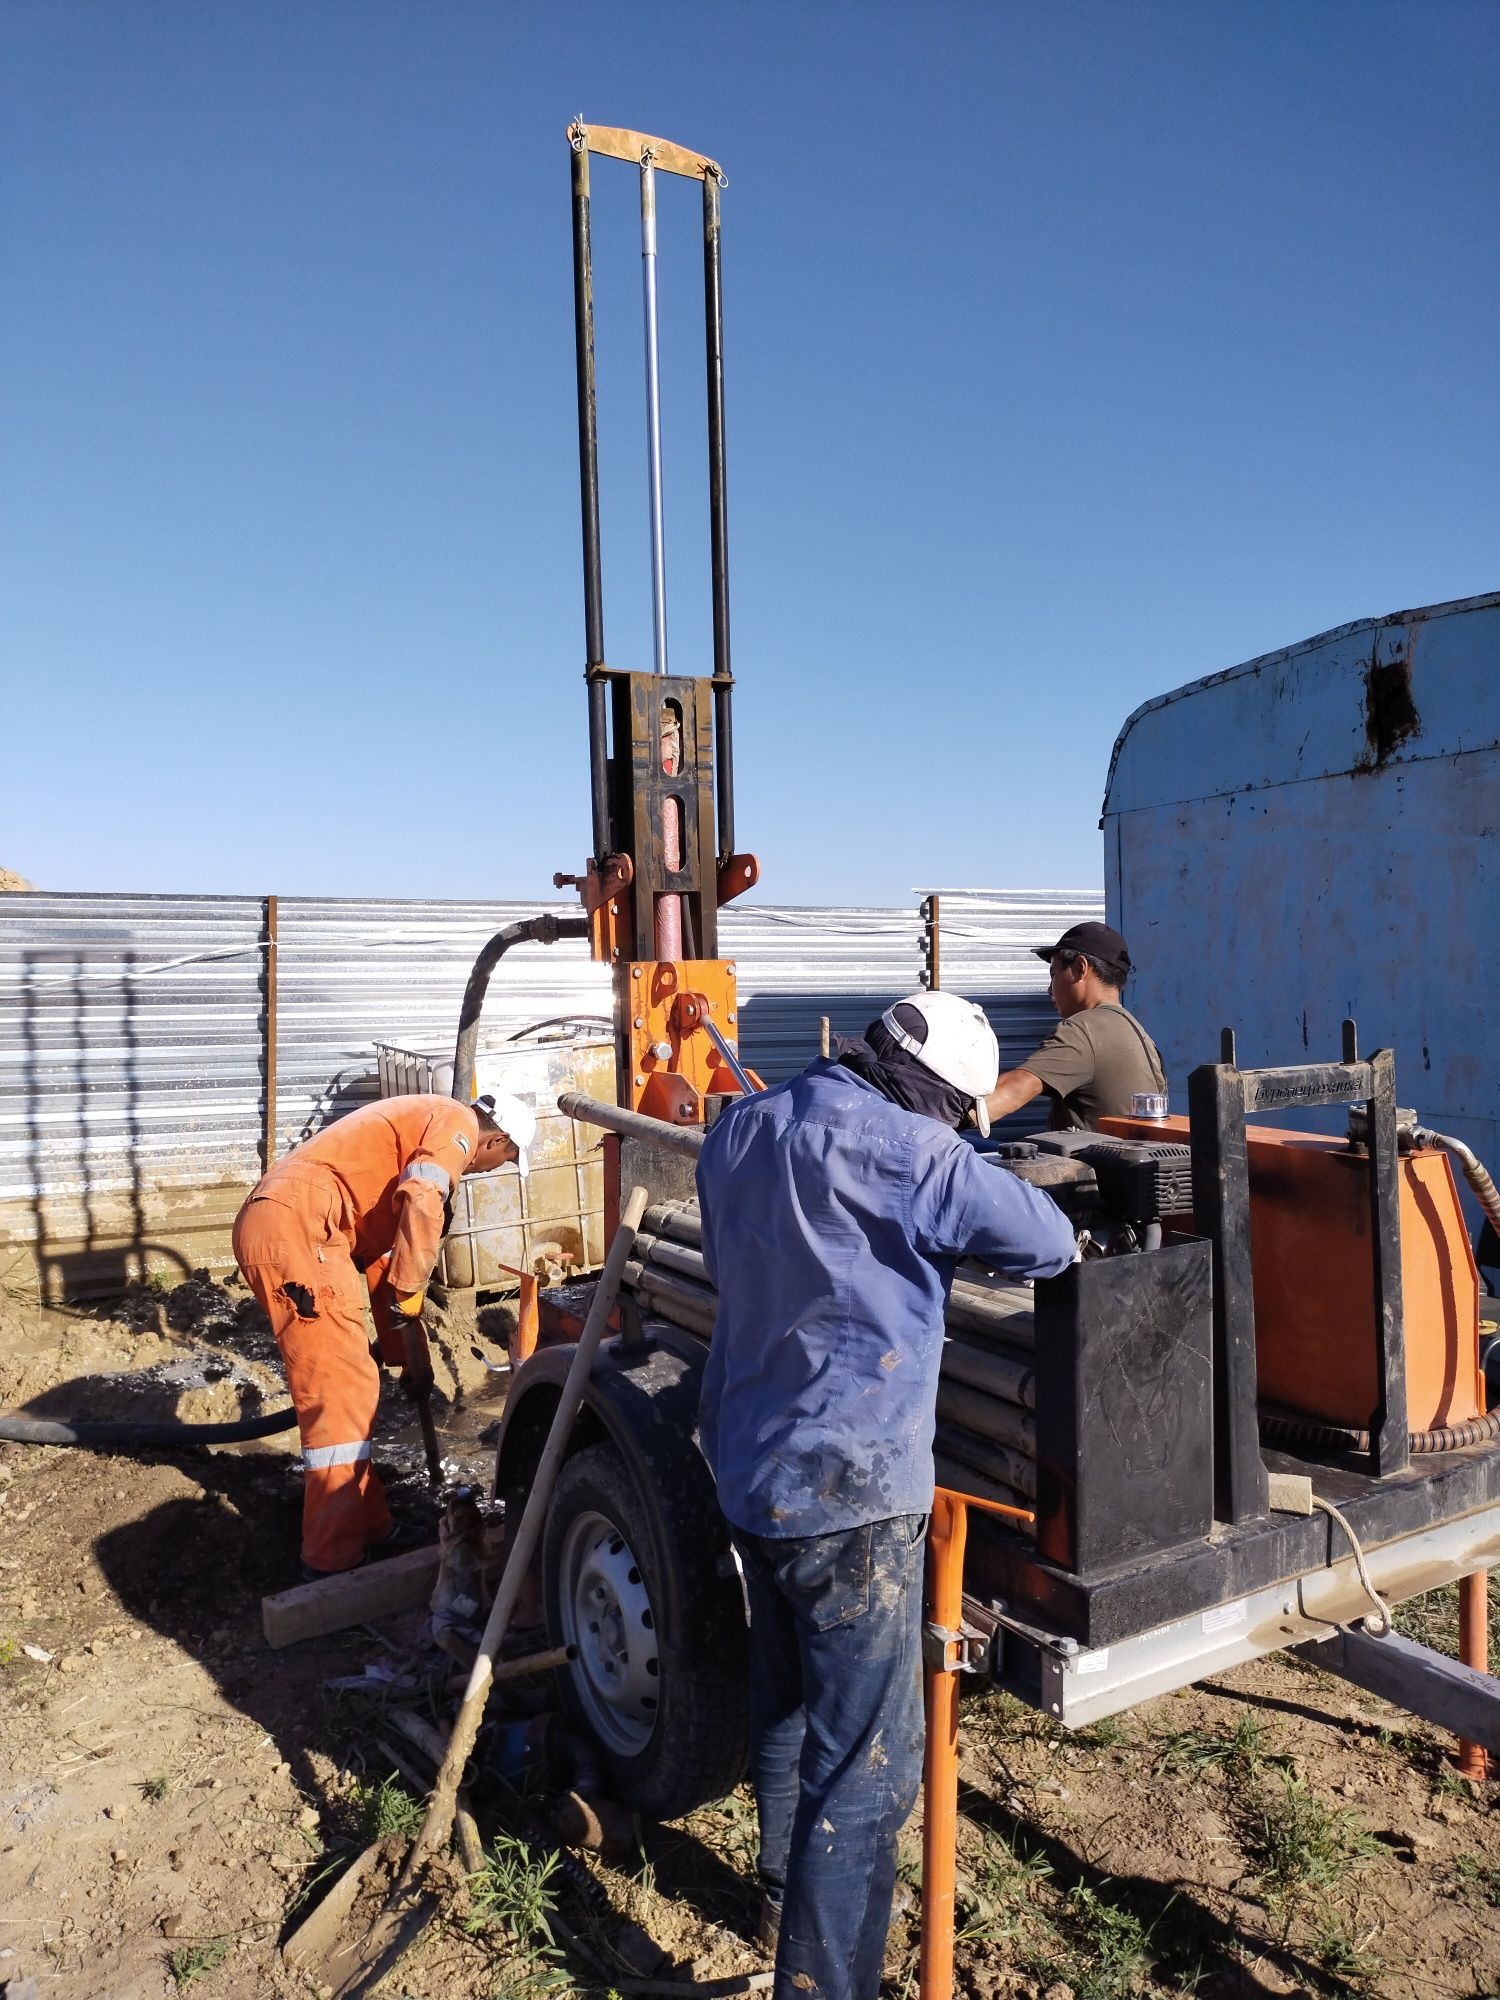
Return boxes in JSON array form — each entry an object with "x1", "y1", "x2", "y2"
[{"x1": 1, "y1": 1280, "x2": 1498, "y2": 2000}]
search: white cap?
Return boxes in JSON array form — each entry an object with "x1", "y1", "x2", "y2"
[
  {"x1": 880, "y1": 991, "x2": 1000, "y2": 1136},
  {"x1": 474, "y1": 1091, "x2": 537, "y2": 1176}
]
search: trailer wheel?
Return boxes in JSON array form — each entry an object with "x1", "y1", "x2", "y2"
[{"x1": 542, "y1": 1437, "x2": 748, "y2": 1819}]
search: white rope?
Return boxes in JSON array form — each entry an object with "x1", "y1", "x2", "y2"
[{"x1": 1313, "y1": 1495, "x2": 1393, "y2": 1636}]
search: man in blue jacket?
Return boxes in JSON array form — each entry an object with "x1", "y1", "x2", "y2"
[{"x1": 697, "y1": 991, "x2": 1076, "y2": 2000}]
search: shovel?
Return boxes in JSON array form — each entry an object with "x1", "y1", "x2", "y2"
[{"x1": 284, "y1": 1184, "x2": 651, "y2": 1999}]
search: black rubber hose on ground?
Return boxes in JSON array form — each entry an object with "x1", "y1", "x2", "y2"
[
  {"x1": 0, "y1": 1405, "x2": 299, "y2": 1449},
  {"x1": 451, "y1": 914, "x2": 591, "y2": 1105}
]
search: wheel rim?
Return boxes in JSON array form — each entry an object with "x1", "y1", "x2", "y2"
[{"x1": 556, "y1": 1506, "x2": 660, "y2": 1756}]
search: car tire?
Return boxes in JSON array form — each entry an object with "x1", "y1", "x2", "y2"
[{"x1": 541, "y1": 1437, "x2": 748, "y2": 1819}]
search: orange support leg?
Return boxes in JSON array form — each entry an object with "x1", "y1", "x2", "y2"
[
  {"x1": 919, "y1": 1487, "x2": 1035, "y2": 2000},
  {"x1": 1457, "y1": 1568, "x2": 1491, "y2": 1783}
]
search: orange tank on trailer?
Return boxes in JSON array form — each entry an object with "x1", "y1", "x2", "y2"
[{"x1": 1101, "y1": 1112, "x2": 1482, "y2": 1432}]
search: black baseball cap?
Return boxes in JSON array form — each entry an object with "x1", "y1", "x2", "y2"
[{"x1": 1033, "y1": 921, "x2": 1133, "y2": 977}]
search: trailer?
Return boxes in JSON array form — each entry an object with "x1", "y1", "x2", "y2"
[{"x1": 451, "y1": 121, "x2": 1500, "y2": 1997}]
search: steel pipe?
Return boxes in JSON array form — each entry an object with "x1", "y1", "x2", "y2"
[
  {"x1": 937, "y1": 1339, "x2": 1036, "y2": 1411},
  {"x1": 935, "y1": 1422, "x2": 1036, "y2": 1496},
  {"x1": 640, "y1": 157, "x2": 669, "y2": 676},
  {"x1": 622, "y1": 1267, "x2": 717, "y2": 1338},
  {"x1": 642, "y1": 1202, "x2": 702, "y2": 1243},
  {"x1": 558, "y1": 1092, "x2": 705, "y2": 1157},
  {"x1": 570, "y1": 138, "x2": 611, "y2": 859},
  {"x1": 944, "y1": 1392, "x2": 1040, "y2": 1472},
  {"x1": 945, "y1": 1292, "x2": 1036, "y2": 1352},
  {"x1": 703, "y1": 170, "x2": 735, "y2": 860},
  {"x1": 631, "y1": 1232, "x2": 710, "y2": 1283},
  {"x1": 637, "y1": 1202, "x2": 1035, "y2": 1341},
  {"x1": 934, "y1": 1385, "x2": 1033, "y2": 1459}
]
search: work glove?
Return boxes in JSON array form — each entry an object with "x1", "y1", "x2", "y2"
[{"x1": 393, "y1": 1288, "x2": 427, "y2": 1319}]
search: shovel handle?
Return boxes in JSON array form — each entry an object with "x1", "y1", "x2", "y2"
[{"x1": 399, "y1": 1185, "x2": 651, "y2": 1879}]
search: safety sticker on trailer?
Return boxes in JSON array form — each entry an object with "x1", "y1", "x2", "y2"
[
  {"x1": 1202, "y1": 1600, "x2": 1248, "y2": 1634},
  {"x1": 1074, "y1": 1649, "x2": 1110, "y2": 1675}
]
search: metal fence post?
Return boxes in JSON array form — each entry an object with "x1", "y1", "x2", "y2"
[{"x1": 261, "y1": 895, "x2": 278, "y2": 1172}]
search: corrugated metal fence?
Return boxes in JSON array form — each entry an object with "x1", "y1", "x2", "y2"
[
  {"x1": 916, "y1": 888, "x2": 1108, "y2": 1069},
  {"x1": 0, "y1": 886, "x2": 1099, "y2": 1295}
]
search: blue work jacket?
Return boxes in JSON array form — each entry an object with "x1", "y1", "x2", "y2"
[{"x1": 695, "y1": 1059, "x2": 1077, "y2": 1538}]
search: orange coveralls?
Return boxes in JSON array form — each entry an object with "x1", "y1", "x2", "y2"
[{"x1": 232, "y1": 1094, "x2": 482, "y2": 1574}]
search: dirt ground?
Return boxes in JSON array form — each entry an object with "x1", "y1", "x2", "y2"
[{"x1": 2, "y1": 1281, "x2": 1498, "y2": 2000}]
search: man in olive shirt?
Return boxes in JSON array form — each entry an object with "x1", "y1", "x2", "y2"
[{"x1": 983, "y1": 921, "x2": 1167, "y2": 1132}]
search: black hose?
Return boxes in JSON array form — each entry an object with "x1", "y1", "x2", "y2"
[
  {"x1": 0, "y1": 1405, "x2": 299, "y2": 1449},
  {"x1": 451, "y1": 915, "x2": 590, "y2": 1105},
  {"x1": 1260, "y1": 1403, "x2": 1500, "y2": 1455}
]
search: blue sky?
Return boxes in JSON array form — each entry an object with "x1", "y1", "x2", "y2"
[{"x1": 4, "y1": 2, "x2": 1496, "y2": 905}]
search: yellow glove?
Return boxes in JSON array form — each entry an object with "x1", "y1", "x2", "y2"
[{"x1": 393, "y1": 1289, "x2": 427, "y2": 1319}]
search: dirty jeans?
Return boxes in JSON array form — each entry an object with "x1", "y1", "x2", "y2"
[{"x1": 731, "y1": 1514, "x2": 927, "y2": 2000}]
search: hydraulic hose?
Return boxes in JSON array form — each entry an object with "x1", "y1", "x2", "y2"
[
  {"x1": 0, "y1": 1405, "x2": 298, "y2": 1449},
  {"x1": 451, "y1": 914, "x2": 590, "y2": 1104},
  {"x1": 1259, "y1": 1403, "x2": 1500, "y2": 1455},
  {"x1": 1413, "y1": 1127, "x2": 1500, "y2": 1238}
]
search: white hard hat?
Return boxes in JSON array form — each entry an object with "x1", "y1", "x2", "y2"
[
  {"x1": 474, "y1": 1091, "x2": 537, "y2": 1176},
  {"x1": 880, "y1": 991, "x2": 1000, "y2": 1135}
]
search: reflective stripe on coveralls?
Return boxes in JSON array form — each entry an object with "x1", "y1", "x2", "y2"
[{"x1": 304, "y1": 1440, "x2": 373, "y2": 1469}]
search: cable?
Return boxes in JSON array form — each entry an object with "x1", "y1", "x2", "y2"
[{"x1": 1311, "y1": 1495, "x2": 1392, "y2": 1636}]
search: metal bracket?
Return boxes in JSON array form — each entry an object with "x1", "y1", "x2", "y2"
[{"x1": 923, "y1": 1621, "x2": 991, "y2": 1676}]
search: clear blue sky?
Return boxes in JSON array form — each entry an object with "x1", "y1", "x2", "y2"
[{"x1": 4, "y1": 2, "x2": 1496, "y2": 905}]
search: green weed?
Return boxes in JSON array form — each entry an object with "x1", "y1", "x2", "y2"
[
  {"x1": 465, "y1": 1830, "x2": 562, "y2": 1950},
  {"x1": 1155, "y1": 1712, "x2": 1271, "y2": 1780},
  {"x1": 1077, "y1": 1713, "x2": 1129, "y2": 1751},
  {"x1": 955, "y1": 1827, "x2": 1052, "y2": 1943},
  {"x1": 1063, "y1": 1882, "x2": 1157, "y2": 2000},
  {"x1": 1436, "y1": 1762, "x2": 1478, "y2": 1803},
  {"x1": 142, "y1": 1772, "x2": 171, "y2": 1803},
  {"x1": 1394, "y1": 1579, "x2": 1500, "y2": 1664},
  {"x1": 167, "y1": 1938, "x2": 230, "y2": 1985},
  {"x1": 349, "y1": 1772, "x2": 423, "y2": 1844},
  {"x1": 1455, "y1": 1853, "x2": 1500, "y2": 1906},
  {"x1": 1246, "y1": 1771, "x2": 1379, "y2": 1921},
  {"x1": 0, "y1": 1636, "x2": 19, "y2": 1670},
  {"x1": 1312, "y1": 1915, "x2": 1383, "y2": 1989}
]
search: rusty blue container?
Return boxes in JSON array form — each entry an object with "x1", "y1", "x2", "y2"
[{"x1": 1101, "y1": 590, "x2": 1500, "y2": 1221}]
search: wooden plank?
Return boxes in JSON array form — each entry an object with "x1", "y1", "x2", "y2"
[
  {"x1": 1298, "y1": 1626, "x2": 1500, "y2": 1752},
  {"x1": 262, "y1": 1546, "x2": 443, "y2": 1649}
]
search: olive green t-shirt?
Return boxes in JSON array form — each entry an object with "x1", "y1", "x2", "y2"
[{"x1": 1021, "y1": 1003, "x2": 1167, "y2": 1132}]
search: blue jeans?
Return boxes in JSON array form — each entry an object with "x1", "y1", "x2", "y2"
[{"x1": 732, "y1": 1514, "x2": 927, "y2": 2000}]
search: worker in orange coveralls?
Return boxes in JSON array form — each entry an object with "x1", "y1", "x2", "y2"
[{"x1": 232, "y1": 1091, "x2": 535, "y2": 1579}]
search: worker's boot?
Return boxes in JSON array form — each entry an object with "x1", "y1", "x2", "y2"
[
  {"x1": 754, "y1": 1893, "x2": 781, "y2": 1955},
  {"x1": 368, "y1": 1517, "x2": 432, "y2": 1559}
]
